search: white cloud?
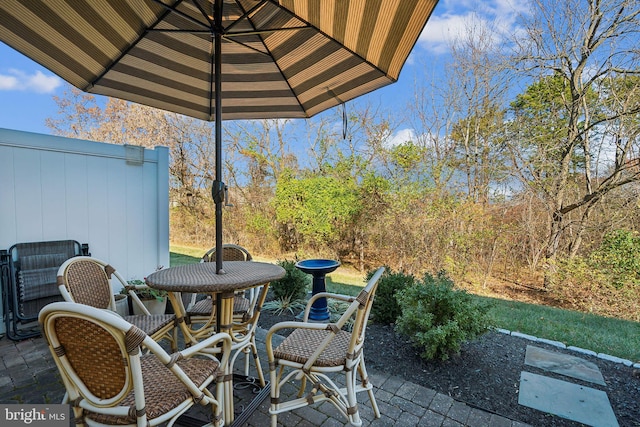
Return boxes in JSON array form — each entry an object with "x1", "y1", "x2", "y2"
[
  {"x1": 0, "y1": 69, "x2": 62, "y2": 93},
  {"x1": 0, "y1": 74, "x2": 19, "y2": 90},
  {"x1": 418, "y1": 0, "x2": 529, "y2": 55},
  {"x1": 384, "y1": 128, "x2": 416, "y2": 148},
  {"x1": 418, "y1": 13, "x2": 472, "y2": 54}
]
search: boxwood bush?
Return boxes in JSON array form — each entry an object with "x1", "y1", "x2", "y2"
[
  {"x1": 395, "y1": 271, "x2": 492, "y2": 360},
  {"x1": 369, "y1": 268, "x2": 416, "y2": 325}
]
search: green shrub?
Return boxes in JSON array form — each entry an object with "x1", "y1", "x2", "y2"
[
  {"x1": 554, "y1": 230, "x2": 640, "y2": 320},
  {"x1": 554, "y1": 255, "x2": 640, "y2": 320},
  {"x1": 395, "y1": 271, "x2": 492, "y2": 361},
  {"x1": 270, "y1": 260, "x2": 310, "y2": 301},
  {"x1": 589, "y1": 229, "x2": 640, "y2": 288},
  {"x1": 369, "y1": 268, "x2": 416, "y2": 325}
]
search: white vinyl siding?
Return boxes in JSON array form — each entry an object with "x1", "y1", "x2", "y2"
[{"x1": 0, "y1": 128, "x2": 169, "y2": 334}]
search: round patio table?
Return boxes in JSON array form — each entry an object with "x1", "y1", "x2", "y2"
[{"x1": 146, "y1": 260, "x2": 285, "y2": 426}]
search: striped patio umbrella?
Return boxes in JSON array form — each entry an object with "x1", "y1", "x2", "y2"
[{"x1": 0, "y1": 0, "x2": 440, "y2": 272}]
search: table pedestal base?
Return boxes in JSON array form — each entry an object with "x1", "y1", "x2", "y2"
[{"x1": 176, "y1": 375, "x2": 269, "y2": 427}]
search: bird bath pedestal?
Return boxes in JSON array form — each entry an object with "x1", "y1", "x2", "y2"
[{"x1": 295, "y1": 259, "x2": 340, "y2": 322}]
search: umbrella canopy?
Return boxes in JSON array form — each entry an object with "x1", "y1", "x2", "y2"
[{"x1": 0, "y1": 0, "x2": 440, "y2": 272}]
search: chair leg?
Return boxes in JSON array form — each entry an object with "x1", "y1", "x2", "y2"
[
  {"x1": 269, "y1": 366, "x2": 282, "y2": 427},
  {"x1": 345, "y1": 369, "x2": 362, "y2": 427},
  {"x1": 243, "y1": 346, "x2": 251, "y2": 376},
  {"x1": 248, "y1": 338, "x2": 266, "y2": 387},
  {"x1": 358, "y1": 357, "x2": 380, "y2": 418},
  {"x1": 72, "y1": 405, "x2": 85, "y2": 427},
  {"x1": 203, "y1": 386, "x2": 224, "y2": 427},
  {"x1": 297, "y1": 376, "x2": 307, "y2": 398},
  {"x1": 170, "y1": 326, "x2": 178, "y2": 352}
]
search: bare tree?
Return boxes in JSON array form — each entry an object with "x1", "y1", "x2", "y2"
[
  {"x1": 508, "y1": 0, "x2": 640, "y2": 285},
  {"x1": 447, "y1": 19, "x2": 512, "y2": 203}
]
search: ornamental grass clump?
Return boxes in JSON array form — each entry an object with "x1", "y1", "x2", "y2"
[
  {"x1": 395, "y1": 271, "x2": 492, "y2": 361},
  {"x1": 262, "y1": 295, "x2": 306, "y2": 316}
]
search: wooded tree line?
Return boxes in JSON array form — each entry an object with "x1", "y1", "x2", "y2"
[{"x1": 46, "y1": 0, "x2": 640, "y2": 320}]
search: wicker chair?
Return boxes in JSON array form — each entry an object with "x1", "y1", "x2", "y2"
[
  {"x1": 200, "y1": 244, "x2": 253, "y2": 264},
  {"x1": 266, "y1": 267, "x2": 385, "y2": 427},
  {"x1": 39, "y1": 301, "x2": 231, "y2": 427},
  {"x1": 186, "y1": 244, "x2": 268, "y2": 385},
  {"x1": 186, "y1": 244, "x2": 254, "y2": 316},
  {"x1": 57, "y1": 256, "x2": 179, "y2": 352}
]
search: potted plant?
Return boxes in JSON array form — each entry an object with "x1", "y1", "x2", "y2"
[{"x1": 127, "y1": 279, "x2": 168, "y2": 315}]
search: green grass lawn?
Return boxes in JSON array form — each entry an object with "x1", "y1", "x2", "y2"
[
  {"x1": 482, "y1": 296, "x2": 640, "y2": 361},
  {"x1": 170, "y1": 245, "x2": 640, "y2": 361},
  {"x1": 170, "y1": 244, "x2": 206, "y2": 263}
]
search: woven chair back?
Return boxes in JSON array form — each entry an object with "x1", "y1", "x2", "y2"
[
  {"x1": 201, "y1": 244, "x2": 252, "y2": 263},
  {"x1": 55, "y1": 317, "x2": 130, "y2": 400},
  {"x1": 294, "y1": 267, "x2": 385, "y2": 372},
  {"x1": 60, "y1": 259, "x2": 112, "y2": 309},
  {"x1": 41, "y1": 307, "x2": 144, "y2": 407},
  {"x1": 346, "y1": 267, "x2": 384, "y2": 353}
]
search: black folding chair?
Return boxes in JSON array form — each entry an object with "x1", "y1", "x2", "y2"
[{"x1": 1, "y1": 240, "x2": 89, "y2": 340}]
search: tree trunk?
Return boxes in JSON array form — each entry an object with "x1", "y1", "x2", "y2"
[
  {"x1": 568, "y1": 203, "x2": 596, "y2": 257},
  {"x1": 544, "y1": 211, "x2": 563, "y2": 288}
]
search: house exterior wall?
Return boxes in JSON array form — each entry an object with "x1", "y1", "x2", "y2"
[{"x1": 0, "y1": 128, "x2": 169, "y2": 334}]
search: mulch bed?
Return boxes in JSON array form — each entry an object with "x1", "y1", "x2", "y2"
[{"x1": 258, "y1": 310, "x2": 640, "y2": 427}]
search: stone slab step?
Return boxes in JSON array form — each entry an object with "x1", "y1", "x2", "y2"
[
  {"x1": 525, "y1": 345, "x2": 606, "y2": 385},
  {"x1": 518, "y1": 371, "x2": 618, "y2": 427}
]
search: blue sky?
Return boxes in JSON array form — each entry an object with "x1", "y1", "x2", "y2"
[{"x1": 0, "y1": 0, "x2": 527, "y2": 138}]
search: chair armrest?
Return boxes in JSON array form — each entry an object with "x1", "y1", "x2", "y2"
[
  {"x1": 268, "y1": 320, "x2": 328, "y2": 334},
  {"x1": 126, "y1": 283, "x2": 150, "y2": 290},
  {"x1": 307, "y1": 292, "x2": 354, "y2": 305},
  {"x1": 180, "y1": 332, "x2": 232, "y2": 366},
  {"x1": 124, "y1": 284, "x2": 154, "y2": 315},
  {"x1": 150, "y1": 332, "x2": 232, "y2": 400},
  {"x1": 100, "y1": 308, "x2": 125, "y2": 319}
]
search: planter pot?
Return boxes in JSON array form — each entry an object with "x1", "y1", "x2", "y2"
[
  {"x1": 133, "y1": 297, "x2": 167, "y2": 315},
  {"x1": 114, "y1": 294, "x2": 129, "y2": 317}
]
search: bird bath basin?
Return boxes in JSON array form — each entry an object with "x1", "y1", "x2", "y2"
[{"x1": 295, "y1": 259, "x2": 340, "y2": 321}]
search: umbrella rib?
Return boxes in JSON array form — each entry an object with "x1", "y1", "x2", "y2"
[
  {"x1": 230, "y1": 0, "x2": 307, "y2": 115},
  {"x1": 150, "y1": 0, "x2": 212, "y2": 32},
  {"x1": 189, "y1": 0, "x2": 219, "y2": 32},
  {"x1": 225, "y1": 26, "x2": 312, "y2": 37},
  {"x1": 221, "y1": 36, "x2": 269, "y2": 56},
  {"x1": 147, "y1": 29, "x2": 210, "y2": 33},
  {"x1": 221, "y1": 25, "x2": 314, "y2": 58},
  {"x1": 224, "y1": 0, "x2": 269, "y2": 33},
  {"x1": 266, "y1": 0, "x2": 395, "y2": 80},
  {"x1": 82, "y1": 0, "x2": 183, "y2": 92},
  {"x1": 222, "y1": 1, "x2": 313, "y2": 56},
  {"x1": 146, "y1": 0, "x2": 217, "y2": 121},
  {"x1": 85, "y1": 0, "x2": 181, "y2": 91}
]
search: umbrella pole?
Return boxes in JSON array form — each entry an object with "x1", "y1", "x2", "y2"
[{"x1": 214, "y1": 0, "x2": 223, "y2": 274}]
